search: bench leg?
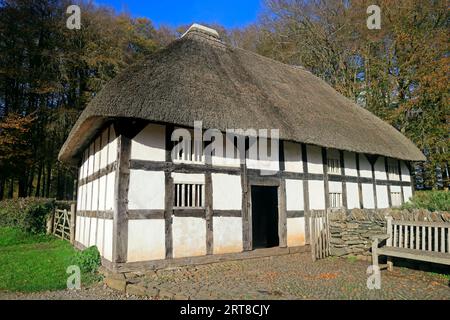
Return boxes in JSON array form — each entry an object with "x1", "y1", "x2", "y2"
[
  {"x1": 387, "y1": 257, "x2": 393, "y2": 272},
  {"x1": 371, "y1": 241, "x2": 379, "y2": 268}
]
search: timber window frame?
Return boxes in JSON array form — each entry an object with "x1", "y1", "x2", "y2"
[
  {"x1": 174, "y1": 183, "x2": 205, "y2": 209},
  {"x1": 327, "y1": 158, "x2": 341, "y2": 175},
  {"x1": 329, "y1": 192, "x2": 343, "y2": 209}
]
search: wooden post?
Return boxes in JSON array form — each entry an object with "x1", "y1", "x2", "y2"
[
  {"x1": 112, "y1": 133, "x2": 131, "y2": 264},
  {"x1": 384, "y1": 157, "x2": 392, "y2": 207},
  {"x1": 70, "y1": 203, "x2": 76, "y2": 244},
  {"x1": 372, "y1": 237, "x2": 379, "y2": 268},
  {"x1": 205, "y1": 172, "x2": 213, "y2": 255},
  {"x1": 356, "y1": 154, "x2": 364, "y2": 209},
  {"x1": 46, "y1": 209, "x2": 55, "y2": 234},
  {"x1": 310, "y1": 210, "x2": 316, "y2": 261},
  {"x1": 386, "y1": 216, "x2": 393, "y2": 247},
  {"x1": 278, "y1": 178, "x2": 287, "y2": 248}
]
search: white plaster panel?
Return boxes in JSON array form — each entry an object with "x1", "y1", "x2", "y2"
[
  {"x1": 246, "y1": 139, "x2": 279, "y2": 173},
  {"x1": 91, "y1": 179, "x2": 99, "y2": 211},
  {"x1": 359, "y1": 154, "x2": 372, "y2": 178},
  {"x1": 127, "y1": 219, "x2": 166, "y2": 262},
  {"x1": 96, "y1": 218, "x2": 105, "y2": 256},
  {"x1": 75, "y1": 215, "x2": 81, "y2": 242},
  {"x1": 374, "y1": 157, "x2": 387, "y2": 180},
  {"x1": 344, "y1": 152, "x2": 358, "y2": 176},
  {"x1": 212, "y1": 174, "x2": 242, "y2": 210},
  {"x1": 376, "y1": 185, "x2": 389, "y2": 209},
  {"x1": 86, "y1": 182, "x2": 92, "y2": 211},
  {"x1": 362, "y1": 183, "x2": 375, "y2": 209},
  {"x1": 98, "y1": 175, "x2": 106, "y2": 211},
  {"x1": 308, "y1": 180, "x2": 325, "y2": 210},
  {"x1": 284, "y1": 141, "x2": 303, "y2": 173},
  {"x1": 401, "y1": 161, "x2": 411, "y2": 182},
  {"x1": 328, "y1": 181, "x2": 342, "y2": 193},
  {"x1": 100, "y1": 128, "x2": 109, "y2": 169},
  {"x1": 83, "y1": 217, "x2": 91, "y2": 246},
  {"x1": 285, "y1": 179, "x2": 304, "y2": 211},
  {"x1": 94, "y1": 137, "x2": 101, "y2": 173},
  {"x1": 211, "y1": 135, "x2": 241, "y2": 168},
  {"x1": 103, "y1": 219, "x2": 113, "y2": 261},
  {"x1": 346, "y1": 182, "x2": 360, "y2": 209},
  {"x1": 172, "y1": 217, "x2": 206, "y2": 258},
  {"x1": 391, "y1": 185, "x2": 401, "y2": 193},
  {"x1": 77, "y1": 186, "x2": 83, "y2": 211},
  {"x1": 307, "y1": 145, "x2": 323, "y2": 174},
  {"x1": 403, "y1": 186, "x2": 413, "y2": 202},
  {"x1": 89, "y1": 218, "x2": 97, "y2": 247},
  {"x1": 213, "y1": 217, "x2": 243, "y2": 254},
  {"x1": 105, "y1": 172, "x2": 116, "y2": 211},
  {"x1": 131, "y1": 124, "x2": 166, "y2": 162},
  {"x1": 129, "y1": 170, "x2": 165, "y2": 210},
  {"x1": 88, "y1": 143, "x2": 95, "y2": 177},
  {"x1": 107, "y1": 125, "x2": 117, "y2": 165},
  {"x1": 172, "y1": 172, "x2": 205, "y2": 184},
  {"x1": 287, "y1": 217, "x2": 305, "y2": 247},
  {"x1": 78, "y1": 216, "x2": 84, "y2": 245}
]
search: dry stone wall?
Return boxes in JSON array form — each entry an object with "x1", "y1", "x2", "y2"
[{"x1": 329, "y1": 209, "x2": 450, "y2": 260}]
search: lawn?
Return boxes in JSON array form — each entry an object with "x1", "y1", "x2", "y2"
[{"x1": 0, "y1": 227, "x2": 97, "y2": 292}]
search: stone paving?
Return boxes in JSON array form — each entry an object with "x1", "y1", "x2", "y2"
[{"x1": 106, "y1": 252, "x2": 450, "y2": 300}]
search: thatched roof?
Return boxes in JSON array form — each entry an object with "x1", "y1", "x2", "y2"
[{"x1": 59, "y1": 26, "x2": 425, "y2": 164}]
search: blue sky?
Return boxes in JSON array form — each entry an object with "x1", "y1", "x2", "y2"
[{"x1": 95, "y1": 0, "x2": 263, "y2": 29}]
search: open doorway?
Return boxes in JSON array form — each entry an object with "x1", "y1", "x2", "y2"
[{"x1": 251, "y1": 186, "x2": 279, "y2": 249}]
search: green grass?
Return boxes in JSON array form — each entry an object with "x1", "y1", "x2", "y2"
[{"x1": 0, "y1": 227, "x2": 100, "y2": 292}]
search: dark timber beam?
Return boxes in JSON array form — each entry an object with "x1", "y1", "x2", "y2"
[
  {"x1": 278, "y1": 177, "x2": 287, "y2": 248},
  {"x1": 398, "y1": 160, "x2": 405, "y2": 204},
  {"x1": 385, "y1": 157, "x2": 392, "y2": 207},
  {"x1": 205, "y1": 172, "x2": 213, "y2": 255},
  {"x1": 365, "y1": 154, "x2": 379, "y2": 209},
  {"x1": 339, "y1": 150, "x2": 348, "y2": 209},
  {"x1": 301, "y1": 144, "x2": 310, "y2": 245},
  {"x1": 112, "y1": 132, "x2": 131, "y2": 264},
  {"x1": 322, "y1": 148, "x2": 330, "y2": 210},
  {"x1": 164, "y1": 124, "x2": 174, "y2": 259},
  {"x1": 356, "y1": 154, "x2": 364, "y2": 209},
  {"x1": 242, "y1": 138, "x2": 251, "y2": 251}
]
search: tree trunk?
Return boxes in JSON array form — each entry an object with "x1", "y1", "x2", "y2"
[
  {"x1": 0, "y1": 177, "x2": 5, "y2": 201},
  {"x1": 8, "y1": 178, "x2": 14, "y2": 198},
  {"x1": 45, "y1": 162, "x2": 51, "y2": 198},
  {"x1": 18, "y1": 170, "x2": 28, "y2": 198},
  {"x1": 35, "y1": 163, "x2": 42, "y2": 197}
]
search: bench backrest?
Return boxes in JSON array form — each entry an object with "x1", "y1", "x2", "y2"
[{"x1": 386, "y1": 217, "x2": 450, "y2": 253}]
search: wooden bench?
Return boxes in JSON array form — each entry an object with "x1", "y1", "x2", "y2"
[{"x1": 372, "y1": 217, "x2": 450, "y2": 271}]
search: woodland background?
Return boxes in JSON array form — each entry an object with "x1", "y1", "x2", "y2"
[{"x1": 0, "y1": 0, "x2": 448, "y2": 200}]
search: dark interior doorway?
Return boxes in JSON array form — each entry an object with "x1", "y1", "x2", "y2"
[{"x1": 251, "y1": 186, "x2": 279, "y2": 249}]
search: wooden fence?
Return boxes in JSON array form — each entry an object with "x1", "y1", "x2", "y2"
[
  {"x1": 47, "y1": 203, "x2": 76, "y2": 243},
  {"x1": 309, "y1": 210, "x2": 331, "y2": 261}
]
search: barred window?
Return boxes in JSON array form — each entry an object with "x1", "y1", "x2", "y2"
[
  {"x1": 174, "y1": 183, "x2": 205, "y2": 208},
  {"x1": 391, "y1": 192, "x2": 402, "y2": 207},
  {"x1": 327, "y1": 158, "x2": 341, "y2": 174},
  {"x1": 329, "y1": 192, "x2": 342, "y2": 208}
]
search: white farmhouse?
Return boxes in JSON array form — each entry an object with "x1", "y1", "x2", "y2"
[{"x1": 58, "y1": 24, "x2": 425, "y2": 271}]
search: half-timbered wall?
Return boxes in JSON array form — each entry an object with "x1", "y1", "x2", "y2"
[
  {"x1": 75, "y1": 124, "x2": 117, "y2": 261},
  {"x1": 74, "y1": 122, "x2": 415, "y2": 266}
]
